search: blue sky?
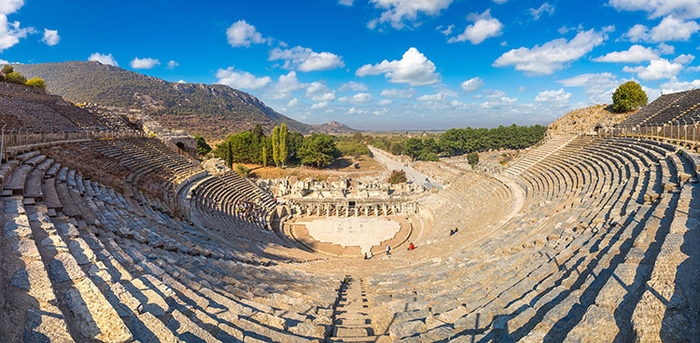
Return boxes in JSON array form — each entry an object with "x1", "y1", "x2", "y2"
[{"x1": 3, "y1": 0, "x2": 700, "y2": 130}]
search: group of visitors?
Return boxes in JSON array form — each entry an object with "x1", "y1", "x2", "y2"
[{"x1": 233, "y1": 199, "x2": 266, "y2": 225}]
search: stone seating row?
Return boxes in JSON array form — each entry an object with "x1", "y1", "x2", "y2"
[
  {"x1": 363, "y1": 137, "x2": 697, "y2": 341},
  {"x1": 2, "y1": 151, "x2": 342, "y2": 342}
]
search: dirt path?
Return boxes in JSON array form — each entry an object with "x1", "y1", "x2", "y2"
[{"x1": 368, "y1": 146, "x2": 437, "y2": 186}]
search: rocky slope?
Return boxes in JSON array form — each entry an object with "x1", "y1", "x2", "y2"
[{"x1": 16, "y1": 61, "x2": 355, "y2": 140}]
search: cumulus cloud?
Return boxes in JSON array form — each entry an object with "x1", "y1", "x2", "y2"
[
  {"x1": 622, "y1": 58, "x2": 686, "y2": 80},
  {"x1": 269, "y1": 46, "x2": 344, "y2": 72},
  {"x1": 625, "y1": 17, "x2": 700, "y2": 42},
  {"x1": 338, "y1": 81, "x2": 368, "y2": 92},
  {"x1": 380, "y1": 88, "x2": 416, "y2": 98},
  {"x1": 166, "y1": 60, "x2": 179, "y2": 69},
  {"x1": 448, "y1": 10, "x2": 503, "y2": 44},
  {"x1": 535, "y1": 88, "x2": 572, "y2": 102},
  {"x1": 339, "y1": 93, "x2": 373, "y2": 103},
  {"x1": 287, "y1": 98, "x2": 299, "y2": 107},
  {"x1": 305, "y1": 82, "x2": 336, "y2": 101},
  {"x1": 493, "y1": 28, "x2": 610, "y2": 75},
  {"x1": 593, "y1": 44, "x2": 658, "y2": 63},
  {"x1": 0, "y1": 1, "x2": 35, "y2": 53},
  {"x1": 226, "y1": 20, "x2": 268, "y2": 47},
  {"x1": 660, "y1": 78, "x2": 700, "y2": 93},
  {"x1": 559, "y1": 72, "x2": 619, "y2": 104},
  {"x1": 461, "y1": 77, "x2": 484, "y2": 92},
  {"x1": 356, "y1": 47, "x2": 439, "y2": 85},
  {"x1": 609, "y1": 0, "x2": 700, "y2": 19},
  {"x1": 379, "y1": 99, "x2": 393, "y2": 105},
  {"x1": 417, "y1": 92, "x2": 446, "y2": 101},
  {"x1": 130, "y1": 57, "x2": 160, "y2": 69},
  {"x1": 529, "y1": 3, "x2": 555, "y2": 20},
  {"x1": 266, "y1": 71, "x2": 308, "y2": 99},
  {"x1": 311, "y1": 101, "x2": 330, "y2": 109},
  {"x1": 88, "y1": 52, "x2": 118, "y2": 66},
  {"x1": 41, "y1": 28, "x2": 59, "y2": 46},
  {"x1": 216, "y1": 67, "x2": 272, "y2": 89},
  {"x1": 368, "y1": 0, "x2": 454, "y2": 30}
]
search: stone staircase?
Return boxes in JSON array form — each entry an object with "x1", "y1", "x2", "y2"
[{"x1": 330, "y1": 276, "x2": 385, "y2": 342}]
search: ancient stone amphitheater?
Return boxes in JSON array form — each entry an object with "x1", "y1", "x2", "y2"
[{"x1": 0, "y1": 80, "x2": 698, "y2": 343}]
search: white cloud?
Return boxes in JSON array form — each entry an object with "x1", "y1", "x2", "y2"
[
  {"x1": 287, "y1": 98, "x2": 299, "y2": 107},
  {"x1": 226, "y1": 20, "x2": 268, "y2": 47},
  {"x1": 41, "y1": 28, "x2": 59, "y2": 46},
  {"x1": 380, "y1": 87, "x2": 416, "y2": 98},
  {"x1": 368, "y1": 0, "x2": 454, "y2": 30},
  {"x1": 559, "y1": 72, "x2": 619, "y2": 104},
  {"x1": 216, "y1": 67, "x2": 272, "y2": 89},
  {"x1": 649, "y1": 16, "x2": 700, "y2": 42},
  {"x1": 417, "y1": 92, "x2": 446, "y2": 101},
  {"x1": 338, "y1": 0, "x2": 354, "y2": 5},
  {"x1": 448, "y1": 10, "x2": 503, "y2": 44},
  {"x1": 339, "y1": 92, "x2": 373, "y2": 103},
  {"x1": 609, "y1": 0, "x2": 700, "y2": 19},
  {"x1": 305, "y1": 82, "x2": 336, "y2": 102},
  {"x1": 437, "y1": 24, "x2": 454, "y2": 35},
  {"x1": 266, "y1": 71, "x2": 308, "y2": 99},
  {"x1": 130, "y1": 57, "x2": 160, "y2": 69},
  {"x1": 0, "y1": 10, "x2": 34, "y2": 52},
  {"x1": 529, "y1": 3, "x2": 555, "y2": 20},
  {"x1": 593, "y1": 44, "x2": 658, "y2": 63},
  {"x1": 379, "y1": 99, "x2": 393, "y2": 105},
  {"x1": 177, "y1": 79, "x2": 186, "y2": 84},
  {"x1": 656, "y1": 42, "x2": 675, "y2": 54},
  {"x1": 338, "y1": 81, "x2": 368, "y2": 92},
  {"x1": 625, "y1": 17, "x2": 700, "y2": 42},
  {"x1": 0, "y1": 0, "x2": 24, "y2": 14},
  {"x1": 166, "y1": 60, "x2": 179, "y2": 69},
  {"x1": 269, "y1": 46, "x2": 344, "y2": 72},
  {"x1": 480, "y1": 96, "x2": 517, "y2": 109},
  {"x1": 660, "y1": 78, "x2": 700, "y2": 93},
  {"x1": 493, "y1": 28, "x2": 610, "y2": 75},
  {"x1": 535, "y1": 88, "x2": 572, "y2": 102},
  {"x1": 88, "y1": 52, "x2": 118, "y2": 66},
  {"x1": 311, "y1": 101, "x2": 329, "y2": 109},
  {"x1": 356, "y1": 47, "x2": 439, "y2": 85},
  {"x1": 623, "y1": 58, "x2": 685, "y2": 80},
  {"x1": 461, "y1": 77, "x2": 484, "y2": 92}
]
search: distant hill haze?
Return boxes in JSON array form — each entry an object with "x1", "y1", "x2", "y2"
[{"x1": 16, "y1": 61, "x2": 355, "y2": 141}]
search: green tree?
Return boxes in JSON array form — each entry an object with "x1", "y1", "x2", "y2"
[
  {"x1": 467, "y1": 152, "x2": 479, "y2": 169},
  {"x1": 193, "y1": 134, "x2": 212, "y2": 156},
  {"x1": 261, "y1": 145, "x2": 268, "y2": 167},
  {"x1": 612, "y1": 81, "x2": 647, "y2": 113},
  {"x1": 388, "y1": 170, "x2": 407, "y2": 184},
  {"x1": 279, "y1": 123, "x2": 287, "y2": 167},
  {"x1": 25, "y1": 77, "x2": 47, "y2": 89},
  {"x1": 271, "y1": 124, "x2": 280, "y2": 166},
  {"x1": 5, "y1": 71, "x2": 27, "y2": 85},
  {"x1": 226, "y1": 141, "x2": 234, "y2": 169},
  {"x1": 403, "y1": 137, "x2": 424, "y2": 161},
  {"x1": 1, "y1": 65, "x2": 13, "y2": 75},
  {"x1": 297, "y1": 133, "x2": 340, "y2": 168}
]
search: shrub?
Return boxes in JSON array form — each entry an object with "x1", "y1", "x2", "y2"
[
  {"x1": 234, "y1": 164, "x2": 250, "y2": 177},
  {"x1": 5, "y1": 71, "x2": 27, "y2": 85},
  {"x1": 25, "y1": 77, "x2": 47, "y2": 89},
  {"x1": 388, "y1": 169, "x2": 407, "y2": 184}
]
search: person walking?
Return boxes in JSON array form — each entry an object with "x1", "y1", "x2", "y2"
[{"x1": 385, "y1": 244, "x2": 391, "y2": 257}]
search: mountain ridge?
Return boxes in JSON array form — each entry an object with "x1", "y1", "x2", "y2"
[{"x1": 15, "y1": 61, "x2": 356, "y2": 141}]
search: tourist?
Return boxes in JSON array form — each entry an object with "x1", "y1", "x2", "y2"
[
  {"x1": 408, "y1": 242, "x2": 415, "y2": 250},
  {"x1": 385, "y1": 244, "x2": 391, "y2": 257}
]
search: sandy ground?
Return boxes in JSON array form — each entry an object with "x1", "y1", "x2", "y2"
[{"x1": 299, "y1": 217, "x2": 401, "y2": 255}]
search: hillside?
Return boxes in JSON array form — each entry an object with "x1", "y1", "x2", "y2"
[
  {"x1": 547, "y1": 104, "x2": 637, "y2": 136},
  {"x1": 15, "y1": 61, "x2": 355, "y2": 140}
]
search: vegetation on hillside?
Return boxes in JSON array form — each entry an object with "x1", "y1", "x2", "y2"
[
  {"x1": 388, "y1": 170, "x2": 407, "y2": 184},
  {"x1": 1, "y1": 65, "x2": 46, "y2": 88},
  {"x1": 612, "y1": 81, "x2": 647, "y2": 113}
]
